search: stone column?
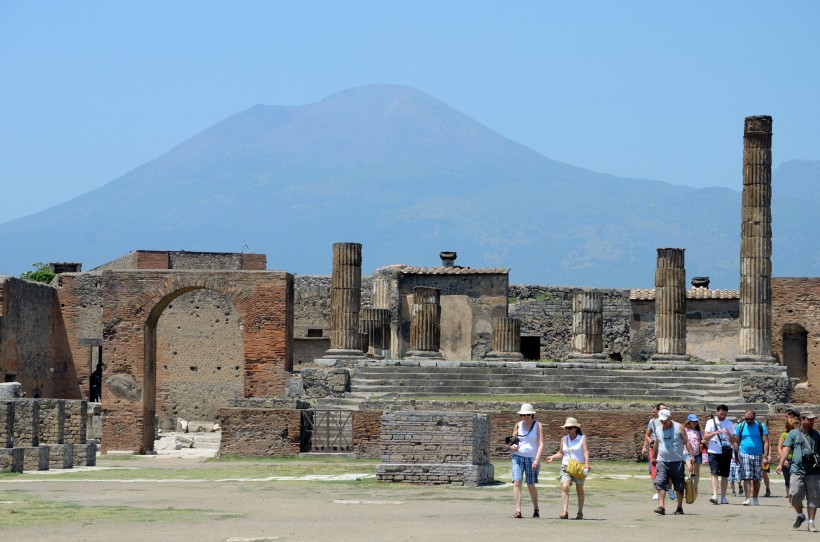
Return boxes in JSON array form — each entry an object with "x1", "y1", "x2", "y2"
[
  {"x1": 406, "y1": 287, "x2": 444, "y2": 360},
  {"x1": 737, "y1": 115, "x2": 776, "y2": 364},
  {"x1": 651, "y1": 248, "x2": 689, "y2": 362},
  {"x1": 324, "y1": 242, "x2": 365, "y2": 359},
  {"x1": 567, "y1": 290, "x2": 606, "y2": 361},
  {"x1": 485, "y1": 317, "x2": 524, "y2": 361},
  {"x1": 360, "y1": 308, "x2": 390, "y2": 358}
]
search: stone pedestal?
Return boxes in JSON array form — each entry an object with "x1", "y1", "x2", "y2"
[
  {"x1": 324, "y1": 242, "x2": 366, "y2": 359},
  {"x1": 652, "y1": 248, "x2": 690, "y2": 362},
  {"x1": 21, "y1": 445, "x2": 49, "y2": 471},
  {"x1": 376, "y1": 411, "x2": 494, "y2": 486},
  {"x1": 485, "y1": 317, "x2": 524, "y2": 361},
  {"x1": 406, "y1": 287, "x2": 444, "y2": 360},
  {"x1": 737, "y1": 116, "x2": 776, "y2": 365},
  {"x1": 567, "y1": 291, "x2": 606, "y2": 361}
]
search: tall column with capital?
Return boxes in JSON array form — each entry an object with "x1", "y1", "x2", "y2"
[{"x1": 737, "y1": 116, "x2": 776, "y2": 364}]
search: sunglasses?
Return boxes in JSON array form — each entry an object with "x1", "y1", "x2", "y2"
[
  {"x1": 744, "y1": 418, "x2": 755, "y2": 422},
  {"x1": 519, "y1": 414, "x2": 531, "y2": 417}
]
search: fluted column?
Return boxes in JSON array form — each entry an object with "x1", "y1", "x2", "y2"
[
  {"x1": 405, "y1": 287, "x2": 444, "y2": 360},
  {"x1": 567, "y1": 290, "x2": 606, "y2": 361},
  {"x1": 485, "y1": 317, "x2": 524, "y2": 361},
  {"x1": 737, "y1": 116, "x2": 776, "y2": 364},
  {"x1": 324, "y1": 242, "x2": 365, "y2": 359},
  {"x1": 652, "y1": 248, "x2": 689, "y2": 362},
  {"x1": 360, "y1": 308, "x2": 390, "y2": 358}
]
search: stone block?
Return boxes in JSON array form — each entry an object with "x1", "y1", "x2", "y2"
[
  {"x1": 21, "y1": 446, "x2": 49, "y2": 471},
  {"x1": 73, "y1": 442, "x2": 97, "y2": 466},
  {"x1": 0, "y1": 448, "x2": 24, "y2": 473},
  {"x1": 47, "y1": 443, "x2": 74, "y2": 469}
]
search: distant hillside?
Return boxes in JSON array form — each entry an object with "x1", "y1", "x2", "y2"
[{"x1": 1, "y1": 84, "x2": 818, "y2": 289}]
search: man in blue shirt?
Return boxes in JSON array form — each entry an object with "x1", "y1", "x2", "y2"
[{"x1": 736, "y1": 409, "x2": 770, "y2": 506}]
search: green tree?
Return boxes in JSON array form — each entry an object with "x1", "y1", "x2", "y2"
[{"x1": 21, "y1": 262, "x2": 56, "y2": 284}]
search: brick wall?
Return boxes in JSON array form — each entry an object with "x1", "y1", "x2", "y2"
[
  {"x1": 376, "y1": 411, "x2": 494, "y2": 485},
  {"x1": 0, "y1": 277, "x2": 68, "y2": 397},
  {"x1": 101, "y1": 270, "x2": 292, "y2": 452},
  {"x1": 352, "y1": 410, "x2": 382, "y2": 458},
  {"x1": 773, "y1": 278, "x2": 820, "y2": 402},
  {"x1": 218, "y1": 408, "x2": 302, "y2": 457},
  {"x1": 156, "y1": 289, "x2": 244, "y2": 421}
]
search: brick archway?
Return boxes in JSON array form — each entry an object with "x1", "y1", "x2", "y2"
[{"x1": 100, "y1": 270, "x2": 293, "y2": 453}]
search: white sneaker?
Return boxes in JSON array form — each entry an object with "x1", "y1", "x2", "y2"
[
  {"x1": 721, "y1": 496, "x2": 729, "y2": 505},
  {"x1": 742, "y1": 498, "x2": 752, "y2": 506},
  {"x1": 752, "y1": 498, "x2": 760, "y2": 506},
  {"x1": 709, "y1": 496, "x2": 719, "y2": 505},
  {"x1": 652, "y1": 493, "x2": 659, "y2": 500}
]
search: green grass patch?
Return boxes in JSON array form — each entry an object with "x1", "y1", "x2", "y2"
[{"x1": 0, "y1": 490, "x2": 237, "y2": 529}]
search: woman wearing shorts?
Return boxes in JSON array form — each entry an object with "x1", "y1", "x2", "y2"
[
  {"x1": 547, "y1": 417, "x2": 591, "y2": 519},
  {"x1": 510, "y1": 403, "x2": 544, "y2": 518}
]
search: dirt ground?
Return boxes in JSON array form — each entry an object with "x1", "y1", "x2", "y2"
[{"x1": 0, "y1": 455, "x2": 809, "y2": 542}]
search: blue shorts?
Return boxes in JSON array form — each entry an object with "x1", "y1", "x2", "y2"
[{"x1": 512, "y1": 454, "x2": 539, "y2": 485}]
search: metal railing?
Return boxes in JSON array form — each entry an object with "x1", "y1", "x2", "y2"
[{"x1": 301, "y1": 409, "x2": 353, "y2": 452}]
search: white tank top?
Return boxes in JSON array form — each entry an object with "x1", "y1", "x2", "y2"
[
  {"x1": 562, "y1": 434, "x2": 585, "y2": 465},
  {"x1": 514, "y1": 420, "x2": 540, "y2": 458}
]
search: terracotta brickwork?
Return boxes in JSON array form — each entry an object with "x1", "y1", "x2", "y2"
[
  {"x1": 772, "y1": 278, "x2": 820, "y2": 402},
  {"x1": 102, "y1": 270, "x2": 293, "y2": 453},
  {"x1": 351, "y1": 410, "x2": 382, "y2": 458}
]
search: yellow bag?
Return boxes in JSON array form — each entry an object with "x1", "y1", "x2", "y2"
[{"x1": 566, "y1": 458, "x2": 587, "y2": 479}]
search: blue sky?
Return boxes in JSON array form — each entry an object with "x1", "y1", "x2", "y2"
[{"x1": 1, "y1": 1, "x2": 818, "y2": 224}]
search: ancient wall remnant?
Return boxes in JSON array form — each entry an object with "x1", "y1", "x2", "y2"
[{"x1": 376, "y1": 411, "x2": 494, "y2": 486}]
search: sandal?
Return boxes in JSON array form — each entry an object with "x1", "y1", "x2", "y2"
[
  {"x1": 654, "y1": 506, "x2": 665, "y2": 515},
  {"x1": 532, "y1": 509, "x2": 539, "y2": 518},
  {"x1": 576, "y1": 512, "x2": 583, "y2": 520},
  {"x1": 560, "y1": 512, "x2": 569, "y2": 519},
  {"x1": 513, "y1": 511, "x2": 522, "y2": 519}
]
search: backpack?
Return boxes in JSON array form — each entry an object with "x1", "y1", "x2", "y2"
[{"x1": 737, "y1": 421, "x2": 765, "y2": 451}]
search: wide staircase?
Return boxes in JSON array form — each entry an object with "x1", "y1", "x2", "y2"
[{"x1": 349, "y1": 364, "x2": 748, "y2": 406}]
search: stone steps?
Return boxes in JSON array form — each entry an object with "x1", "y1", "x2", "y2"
[{"x1": 348, "y1": 365, "x2": 745, "y2": 404}]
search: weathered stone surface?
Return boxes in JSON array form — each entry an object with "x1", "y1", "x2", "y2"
[
  {"x1": 377, "y1": 411, "x2": 494, "y2": 486},
  {"x1": 106, "y1": 374, "x2": 142, "y2": 402},
  {"x1": 0, "y1": 383, "x2": 22, "y2": 399},
  {"x1": 0, "y1": 448, "x2": 23, "y2": 473}
]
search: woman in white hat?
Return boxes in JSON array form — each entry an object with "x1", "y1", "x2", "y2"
[
  {"x1": 547, "y1": 417, "x2": 591, "y2": 519},
  {"x1": 509, "y1": 403, "x2": 544, "y2": 518}
]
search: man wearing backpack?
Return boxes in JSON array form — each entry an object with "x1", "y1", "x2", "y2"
[
  {"x1": 735, "y1": 409, "x2": 770, "y2": 506},
  {"x1": 777, "y1": 412, "x2": 820, "y2": 532}
]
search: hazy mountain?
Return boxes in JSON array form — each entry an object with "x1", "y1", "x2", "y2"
[{"x1": 1, "y1": 84, "x2": 818, "y2": 289}]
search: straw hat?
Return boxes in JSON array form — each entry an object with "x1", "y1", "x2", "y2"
[
  {"x1": 562, "y1": 417, "x2": 581, "y2": 428},
  {"x1": 517, "y1": 403, "x2": 536, "y2": 415}
]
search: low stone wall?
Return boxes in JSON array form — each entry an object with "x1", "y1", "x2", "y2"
[
  {"x1": 0, "y1": 399, "x2": 92, "y2": 472},
  {"x1": 218, "y1": 408, "x2": 302, "y2": 457},
  {"x1": 376, "y1": 411, "x2": 494, "y2": 486}
]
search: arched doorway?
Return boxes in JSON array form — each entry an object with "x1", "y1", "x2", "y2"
[
  {"x1": 101, "y1": 270, "x2": 293, "y2": 454},
  {"x1": 155, "y1": 289, "x2": 244, "y2": 429},
  {"x1": 782, "y1": 323, "x2": 808, "y2": 383}
]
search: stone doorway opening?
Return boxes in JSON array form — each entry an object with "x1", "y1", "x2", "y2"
[
  {"x1": 782, "y1": 323, "x2": 808, "y2": 383},
  {"x1": 520, "y1": 336, "x2": 541, "y2": 361}
]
